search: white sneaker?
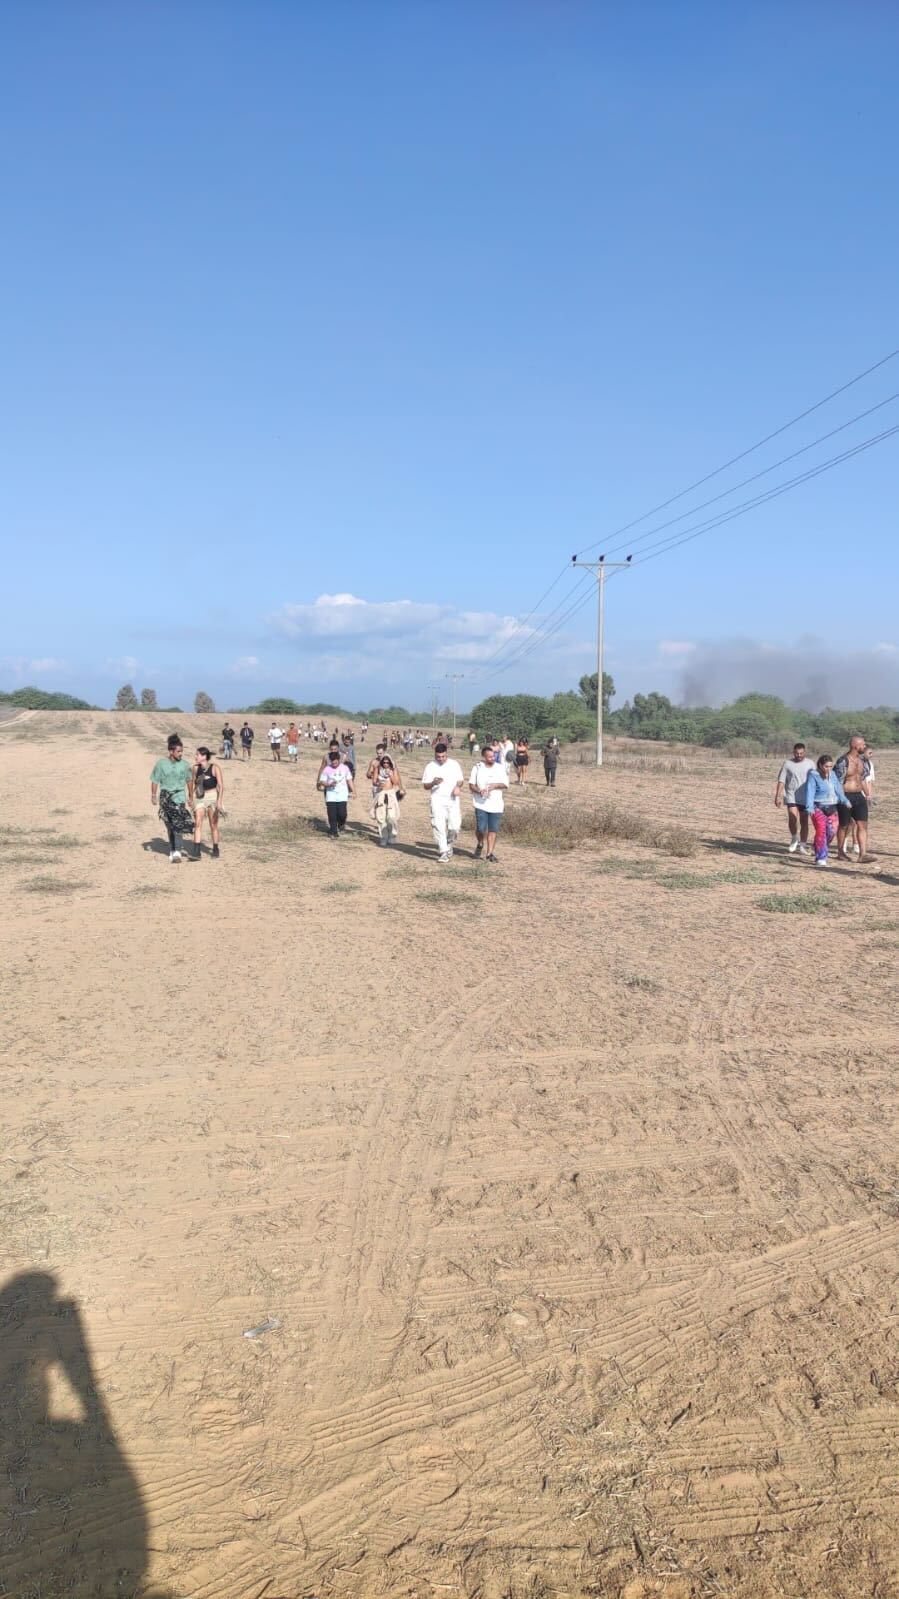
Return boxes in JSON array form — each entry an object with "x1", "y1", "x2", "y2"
[
  {"x1": 798, "y1": 843, "x2": 811, "y2": 855},
  {"x1": 438, "y1": 852, "x2": 452, "y2": 863},
  {"x1": 815, "y1": 858, "x2": 828, "y2": 868},
  {"x1": 852, "y1": 844, "x2": 861, "y2": 856},
  {"x1": 171, "y1": 850, "x2": 182, "y2": 862},
  {"x1": 788, "y1": 838, "x2": 800, "y2": 853}
]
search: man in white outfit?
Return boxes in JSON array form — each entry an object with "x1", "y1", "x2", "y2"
[
  {"x1": 469, "y1": 742, "x2": 509, "y2": 862},
  {"x1": 421, "y1": 742, "x2": 465, "y2": 862}
]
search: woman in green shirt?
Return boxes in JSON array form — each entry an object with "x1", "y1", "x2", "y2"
[{"x1": 150, "y1": 734, "x2": 195, "y2": 861}]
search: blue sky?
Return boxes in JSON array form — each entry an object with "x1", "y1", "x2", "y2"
[{"x1": 2, "y1": 1, "x2": 898, "y2": 713}]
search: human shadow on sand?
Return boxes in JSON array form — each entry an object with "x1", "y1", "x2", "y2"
[{"x1": 0, "y1": 1271, "x2": 172, "y2": 1598}]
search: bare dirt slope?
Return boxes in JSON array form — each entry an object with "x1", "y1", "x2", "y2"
[{"x1": 2, "y1": 713, "x2": 898, "y2": 1599}]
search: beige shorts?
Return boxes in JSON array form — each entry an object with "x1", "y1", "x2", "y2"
[{"x1": 194, "y1": 792, "x2": 219, "y2": 813}]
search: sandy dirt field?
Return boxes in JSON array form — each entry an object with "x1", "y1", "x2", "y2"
[{"x1": 2, "y1": 711, "x2": 898, "y2": 1599}]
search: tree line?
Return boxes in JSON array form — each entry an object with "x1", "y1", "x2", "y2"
[{"x1": 468, "y1": 680, "x2": 899, "y2": 752}]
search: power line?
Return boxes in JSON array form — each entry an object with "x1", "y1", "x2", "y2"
[
  {"x1": 488, "y1": 416, "x2": 899, "y2": 681},
  {"x1": 628, "y1": 419, "x2": 899, "y2": 568},
  {"x1": 466, "y1": 567, "x2": 593, "y2": 684},
  {"x1": 598, "y1": 388, "x2": 899, "y2": 563},
  {"x1": 469, "y1": 561, "x2": 573, "y2": 676},
  {"x1": 575, "y1": 344, "x2": 899, "y2": 559},
  {"x1": 471, "y1": 345, "x2": 899, "y2": 689},
  {"x1": 478, "y1": 346, "x2": 899, "y2": 683}
]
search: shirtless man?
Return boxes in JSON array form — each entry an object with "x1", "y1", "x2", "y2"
[{"x1": 834, "y1": 736, "x2": 873, "y2": 862}]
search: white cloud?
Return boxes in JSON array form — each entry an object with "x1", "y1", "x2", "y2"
[
  {"x1": 104, "y1": 655, "x2": 140, "y2": 679},
  {"x1": 2, "y1": 655, "x2": 69, "y2": 680},
  {"x1": 658, "y1": 640, "x2": 696, "y2": 658},
  {"x1": 229, "y1": 655, "x2": 261, "y2": 677},
  {"x1": 873, "y1": 642, "x2": 898, "y2": 656},
  {"x1": 268, "y1": 593, "x2": 539, "y2": 667},
  {"x1": 29, "y1": 657, "x2": 68, "y2": 675}
]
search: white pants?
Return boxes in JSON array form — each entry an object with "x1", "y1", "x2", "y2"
[{"x1": 430, "y1": 797, "x2": 461, "y2": 856}]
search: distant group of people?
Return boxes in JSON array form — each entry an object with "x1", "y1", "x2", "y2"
[
  {"x1": 152, "y1": 722, "x2": 882, "y2": 873},
  {"x1": 314, "y1": 736, "x2": 513, "y2": 861},
  {"x1": 462, "y1": 731, "x2": 560, "y2": 787},
  {"x1": 219, "y1": 720, "x2": 371, "y2": 761},
  {"x1": 775, "y1": 736, "x2": 875, "y2": 866}
]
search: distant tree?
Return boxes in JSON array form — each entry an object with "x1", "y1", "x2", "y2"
[
  {"x1": 194, "y1": 691, "x2": 215, "y2": 714},
  {"x1": 469, "y1": 693, "x2": 551, "y2": 739},
  {"x1": 365, "y1": 705, "x2": 416, "y2": 724},
  {"x1": 578, "y1": 672, "x2": 616, "y2": 714},
  {"x1": 253, "y1": 697, "x2": 302, "y2": 715},
  {"x1": 115, "y1": 683, "x2": 139, "y2": 711},
  {"x1": 140, "y1": 688, "x2": 158, "y2": 711},
  {"x1": 0, "y1": 686, "x2": 93, "y2": 710}
]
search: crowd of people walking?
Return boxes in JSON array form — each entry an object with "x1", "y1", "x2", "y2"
[
  {"x1": 151, "y1": 723, "x2": 881, "y2": 871},
  {"x1": 774, "y1": 736, "x2": 876, "y2": 866}
]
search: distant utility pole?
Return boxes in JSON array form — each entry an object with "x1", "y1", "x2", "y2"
[
  {"x1": 571, "y1": 554, "x2": 632, "y2": 767},
  {"x1": 427, "y1": 682, "x2": 440, "y2": 729},
  {"x1": 444, "y1": 673, "x2": 465, "y2": 737}
]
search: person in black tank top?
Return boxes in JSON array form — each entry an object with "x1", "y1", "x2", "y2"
[{"x1": 191, "y1": 747, "x2": 224, "y2": 859}]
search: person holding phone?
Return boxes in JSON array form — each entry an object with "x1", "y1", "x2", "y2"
[
  {"x1": 469, "y1": 742, "x2": 509, "y2": 861},
  {"x1": 369, "y1": 751, "x2": 403, "y2": 846},
  {"x1": 191, "y1": 745, "x2": 224, "y2": 859},
  {"x1": 421, "y1": 742, "x2": 464, "y2": 862},
  {"x1": 317, "y1": 748, "x2": 355, "y2": 837}
]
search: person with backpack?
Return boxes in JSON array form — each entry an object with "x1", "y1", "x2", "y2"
[
  {"x1": 240, "y1": 721, "x2": 254, "y2": 760},
  {"x1": 190, "y1": 746, "x2": 224, "y2": 859}
]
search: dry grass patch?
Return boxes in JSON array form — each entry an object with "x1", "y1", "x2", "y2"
[
  {"x1": 503, "y1": 799, "x2": 696, "y2": 857},
  {"x1": 756, "y1": 891, "x2": 832, "y2": 915},
  {"x1": 414, "y1": 888, "x2": 478, "y2": 905},
  {"x1": 321, "y1": 881, "x2": 361, "y2": 894},
  {"x1": 662, "y1": 867, "x2": 769, "y2": 889},
  {"x1": 0, "y1": 853, "x2": 58, "y2": 868},
  {"x1": 23, "y1": 876, "x2": 88, "y2": 896}
]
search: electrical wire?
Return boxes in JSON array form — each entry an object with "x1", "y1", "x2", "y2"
[
  {"x1": 466, "y1": 346, "x2": 899, "y2": 687},
  {"x1": 596, "y1": 389, "x2": 899, "y2": 563},
  {"x1": 488, "y1": 417, "x2": 899, "y2": 680},
  {"x1": 575, "y1": 344, "x2": 899, "y2": 559},
  {"x1": 627, "y1": 419, "x2": 899, "y2": 568}
]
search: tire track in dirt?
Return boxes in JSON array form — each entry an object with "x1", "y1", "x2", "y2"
[{"x1": 312, "y1": 1001, "x2": 492, "y2": 1404}]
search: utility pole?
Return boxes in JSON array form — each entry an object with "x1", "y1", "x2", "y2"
[
  {"x1": 427, "y1": 682, "x2": 440, "y2": 730},
  {"x1": 571, "y1": 554, "x2": 632, "y2": 767},
  {"x1": 444, "y1": 673, "x2": 464, "y2": 738}
]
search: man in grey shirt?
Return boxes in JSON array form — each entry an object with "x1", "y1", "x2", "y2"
[{"x1": 774, "y1": 741, "x2": 815, "y2": 854}]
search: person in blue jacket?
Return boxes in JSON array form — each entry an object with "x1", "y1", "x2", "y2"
[{"x1": 804, "y1": 754, "x2": 848, "y2": 867}]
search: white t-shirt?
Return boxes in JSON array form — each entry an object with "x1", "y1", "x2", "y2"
[
  {"x1": 421, "y1": 759, "x2": 464, "y2": 801},
  {"x1": 269, "y1": 726, "x2": 284, "y2": 745},
  {"x1": 469, "y1": 760, "x2": 510, "y2": 814},
  {"x1": 321, "y1": 763, "x2": 352, "y2": 803}
]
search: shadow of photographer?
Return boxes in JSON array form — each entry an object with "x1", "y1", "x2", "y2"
[{"x1": 1, "y1": 1270, "x2": 173, "y2": 1598}]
